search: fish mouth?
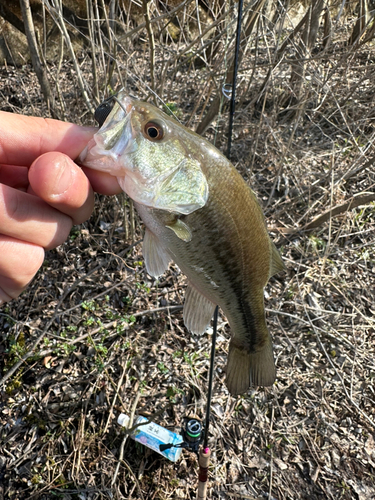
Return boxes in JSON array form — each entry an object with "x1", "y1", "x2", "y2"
[
  {"x1": 96, "y1": 93, "x2": 136, "y2": 153},
  {"x1": 78, "y1": 91, "x2": 136, "y2": 170}
]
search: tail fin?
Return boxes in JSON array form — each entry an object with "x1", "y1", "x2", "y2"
[{"x1": 225, "y1": 340, "x2": 276, "y2": 396}]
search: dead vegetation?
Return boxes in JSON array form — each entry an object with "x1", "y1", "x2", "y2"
[{"x1": 1, "y1": 1, "x2": 375, "y2": 499}]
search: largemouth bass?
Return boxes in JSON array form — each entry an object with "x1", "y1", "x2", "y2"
[{"x1": 79, "y1": 91, "x2": 285, "y2": 395}]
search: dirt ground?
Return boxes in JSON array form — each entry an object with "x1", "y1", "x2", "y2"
[{"x1": 1, "y1": 4, "x2": 375, "y2": 499}]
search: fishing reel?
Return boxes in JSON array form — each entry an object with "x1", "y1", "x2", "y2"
[{"x1": 159, "y1": 418, "x2": 203, "y2": 456}]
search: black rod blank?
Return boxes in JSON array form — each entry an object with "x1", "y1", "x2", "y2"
[
  {"x1": 227, "y1": 0, "x2": 244, "y2": 160},
  {"x1": 203, "y1": 305, "x2": 219, "y2": 450}
]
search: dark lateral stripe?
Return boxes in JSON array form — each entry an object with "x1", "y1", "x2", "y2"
[{"x1": 208, "y1": 226, "x2": 261, "y2": 353}]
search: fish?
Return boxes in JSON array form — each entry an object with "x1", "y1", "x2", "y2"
[{"x1": 79, "y1": 90, "x2": 285, "y2": 395}]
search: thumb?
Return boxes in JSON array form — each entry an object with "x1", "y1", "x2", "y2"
[{"x1": 28, "y1": 152, "x2": 94, "y2": 225}]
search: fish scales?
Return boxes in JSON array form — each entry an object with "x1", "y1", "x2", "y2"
[{"x1": 79, "y1": 91, "x2": 285, "y2": 395}]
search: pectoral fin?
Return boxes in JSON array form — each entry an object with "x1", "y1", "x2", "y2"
[
  {"x1": 143, "y1": 228, "x2": 171, "y2": 277},
  {"x1": 183, "y1": 284, "x2": 216, "y2": 335},
  {"x1": 166, "y1": 219, "x2": 192, "y2": 242},
  {"x1": 269, "y1": 241, "x2": 285, "y2": 278}
]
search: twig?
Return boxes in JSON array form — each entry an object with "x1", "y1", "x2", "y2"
[
  {"x1": 45, "y1": 0, "x2": 94, "y2": 114},
  {"x1": 72, "y1": 411, "x2": 85, "y2": 480},
  {"x1": 103, "y1": 359, "x2": 128, "y2": 434},
  {"x1": 99, "y1": 0, "x2": 116, "y2": 92},
  {"x1": 19, "y1": 0, "x2": 55, "y2": 115},
  {"x1": 118, "y1": 458, "x2": 144, "y2": 500},
  {"x1": 196, "y1": 0, "x2": 267, "y2": 135},
  {"x1": 266, "y1": 307, "x2": 359, "y2": 353},
  {"x1": 276, "y1": 192, "x2": 375, "y2": 234},
  {"x1": 268, "y1": 453, "x2": 274, "y2": 500},
  {"x1": 112, "y1": 391, "x2": 141, "y2": 487},
  {"x1": 86, "y1": 0, "x2": 99, "y2": 103},
  {"x1": 318, "y1": 165, "x2": 335, "y2": 282},
  {"x1": 0, "y1": 316, "x2": 55, "y2": 388},
  {"x1": 129, "y1": 199, "x2": 135, "y2": 243},
  {"x1": 116, "y1": 0, "x2": 194, "y2": 42},
  {"x1": 336, "y1": 149, "x2": 375, "y2": 184},
  {"x1": 301, "y1": 192, "x2": 375, "y2": 232},
  {"x1": 307, "y1": 310, "x2": 375, "y2": 429},
  {"x1": 142, "y1": 0, "x2": 156, "y2": 98}
]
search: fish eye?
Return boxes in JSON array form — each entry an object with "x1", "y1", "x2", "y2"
[{"x1": 144, "y1": 121, "x2": 164, "y2": 141}]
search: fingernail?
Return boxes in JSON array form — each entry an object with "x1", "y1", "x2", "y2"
[{"x1": 52, "y1": 158, "x2": 73, "y2": 195}]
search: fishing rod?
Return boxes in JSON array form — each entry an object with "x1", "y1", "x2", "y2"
[
  {"x1": 227, "y1": 0, "x2": 244, "y2": 160},
  {"x1": 196, "y1": 305, "x2": 219, "y2": 499},
  {"x1": 196, "y1": 2, "x2": 244, "y2": 496}
]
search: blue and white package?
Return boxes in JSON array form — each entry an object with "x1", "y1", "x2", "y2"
[{"x1": 117, "y1": 413, "x2": 183, "y2": 462}]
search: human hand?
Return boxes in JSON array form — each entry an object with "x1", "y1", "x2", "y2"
[{"x1": 0, "y1": 111, "x2": 122, "y2": 305}]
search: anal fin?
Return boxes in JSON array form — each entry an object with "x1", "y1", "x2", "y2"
[
  {"x1": 143, "y1": 228, "x2": 171, "y2": 278},
  {"x1": 183, "y1": 284, "x2": 216, "y2": 335}
]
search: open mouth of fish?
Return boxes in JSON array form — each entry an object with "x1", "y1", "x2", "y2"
[{"x1": 78, "y1": 90, "x2": 138, "y2": 171}]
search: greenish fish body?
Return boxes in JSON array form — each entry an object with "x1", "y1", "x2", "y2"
[{"x1": 79, "y1": 91, "x2": 284, "y2": 395}]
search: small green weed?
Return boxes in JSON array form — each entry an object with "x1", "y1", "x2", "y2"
[
  {"x1": 157, "y1": 362, "x2": 169, "y2": 374},
  {"x1": 166, "y1": 385, "x2": 183, "y2": 403}
]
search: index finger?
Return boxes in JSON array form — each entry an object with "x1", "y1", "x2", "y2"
[{"x1": 0, "y1": 111, "x2": 96, "y2": 166}]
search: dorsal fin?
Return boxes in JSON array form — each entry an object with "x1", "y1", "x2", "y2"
[{"x1": 269, "y1": 241, "x2": 285, "y2": 278}]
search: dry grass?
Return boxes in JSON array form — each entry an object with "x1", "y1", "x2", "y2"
[{"x1": 1, "y1": 1, "x2": 375, "y2": 499}]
